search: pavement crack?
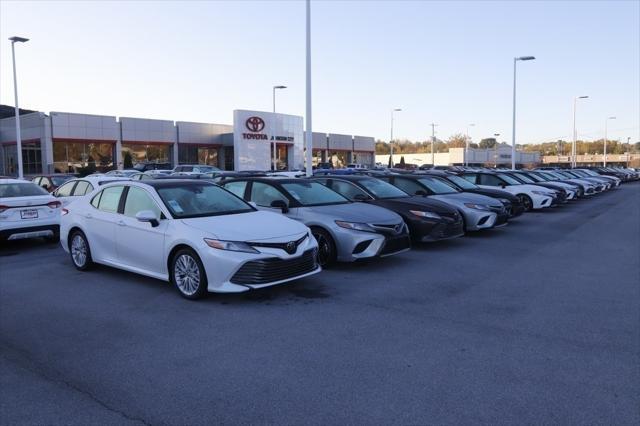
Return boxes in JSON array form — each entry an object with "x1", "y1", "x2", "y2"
[{"x1": 0, "y1": 341, "x2": 152, "y2": 426}]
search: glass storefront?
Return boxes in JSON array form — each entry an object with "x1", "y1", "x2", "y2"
[
  {"x1": 121, "y1": 143, "x2": 171, "y2": 168},
  {"x1": 352, "y1": 152, "x2": 374, "y2": 167},
  {"x1": 311, "y1": 149, "x2": 325, "y2": 167},
  {"x1": 275, "y1": 144, "x2": 289, "y2": 170},
  {"x1": 329, "y1": 151, "x2": 349, "y2": 168},
  {"x1": 53, "y1": 141, "x2": 115, "y2": 175},
  {"x1": 1, "y1": 141, "x2": 42, "y2": 176},
  {"x1": 178, "y1": 145, "x2": 220, "y2": 166}
]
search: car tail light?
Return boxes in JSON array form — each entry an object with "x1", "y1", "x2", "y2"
[
  {"x1": 0, "y1": 205, "x2": 8, "y2": 213},
  {"x1": 47, "y1": 201, "x2": 62, "y2": 209},
  {"x1": 61, "y1": 208, "x2": 69, "y2": 216}
]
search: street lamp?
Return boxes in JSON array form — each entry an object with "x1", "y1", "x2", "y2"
[
  {"x1": 389, "y1": 108, "x2": 402, "y2": 167},
  {"x1": 304, "y1": 0, "x2": 313, "y2": 177},
  {"x1": 430, "y1": 123, "x2": 438, "y2": 167},
  {"x1": 465, "y1": 123, "x2": 475, "y2": 167},
  {"x1": 603, "y1": 116, "x2": 616, "y2": 166},
  {"x1": 494, "y1": 133, "x2": 500, "y2": 168},
  {"x1": 572, "y1": 95, "x2": 589, "y2": 168},
  {"x1": 511, "y1": 55, "x2": 535, "y2": 170},
  {"x1": 272, "y1": 85, "x2": 287, "y2": 171},
  {"x1": 9, "y1": 36, "x2": 29, "y2": 179}
]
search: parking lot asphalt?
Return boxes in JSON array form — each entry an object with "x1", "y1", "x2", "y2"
[{"x1": 1, "y1": 183, "x2": 639, "y2": 425}]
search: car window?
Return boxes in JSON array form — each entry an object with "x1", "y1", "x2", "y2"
[
  {"x1": 358, "y1": 178, "x2": 409, "y2": 199},
  {"x1": 392, "y1": 178, "x2": 426, "y2": 195},
  {"x1": 224, "y1": 181, "x2": 248, "y2": 199},
  {"x1": 479, "y1": 174, "x2": 504, "y2": 186},
  {"x1": 55, "y1": 181, "x2": 76, "y2": 197},
  {"x1": 124, "y1": 186, "x2": 162, "y2": 218},
  {"x1": 0, "y1": 182, "x2": 49, "y2": 198},
  {"x1": 461, "y1": 174, "x2": 477, "y2": 184},
  {"x1": 446, "y1": 174, "x2": 477, "y2": 189},
  {"x1": 156, "y1": 183, "x2": 253, "y2": 218},
  {"x1": 91, "y1": 192, "x2": 101, "y2": 208},
  {"x1": 250, "y1": 182, "x2": 289, "y2": 206},
  {"x1": 97, "y1": 186, "x2": 125, "y2": 213},
  {"x1": 73, "y1": 181, "x2": 92, "y2": 196},
  {"x1": 330, "y1": 180, "x2": 371, "y2": 201},
  {"x1": 281, "y1": 182, "x2": 348, "y2": 206}
]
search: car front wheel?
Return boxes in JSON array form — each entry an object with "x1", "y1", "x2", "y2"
[
  {"x1": 70, "y1": 230, "x2": 93, "y2": 270},
  {"x1": 311, "y1": 228, "x2": 336, "y2": 267},
  {"x1": 518, "y1": 194, "x2": 533, "y2": 211},
  {"x1": 170, "y1": 248, "x2": 208, "y2": 300}
]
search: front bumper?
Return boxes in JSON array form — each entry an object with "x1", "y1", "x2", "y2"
[{"x1": 463, "y1": 209, "x2": 497, "y2": 231}]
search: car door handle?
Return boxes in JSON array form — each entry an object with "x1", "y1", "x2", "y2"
[
  {"x1": 85, "y1": 213, "x2": 93, "y2": 219},
  {"x1": 117, "y1": 220, "x2": 126, "y2": 226}
]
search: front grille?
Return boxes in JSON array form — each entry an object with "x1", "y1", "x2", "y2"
[
  {"x1": 439, "y1": 211, "x2": 460, "y2": 222},
  {"x1": 230, "y1": 249, "x2": 318, "y2": 285},
  {"x1": 438, "y1": 222, "x2": 464, "y2": 239},
  {"x1": 371, "y1": 223, "x2": 404, "y2": 235},
  {"x1": 380, "y1": 235, "x2": 411, "y2": 255}
]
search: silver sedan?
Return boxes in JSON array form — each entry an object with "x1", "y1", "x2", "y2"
[{"x1": 222, "y1": 177, "x2": 411, "y2": 266}]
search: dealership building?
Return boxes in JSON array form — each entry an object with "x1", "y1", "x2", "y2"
[{"x1": 0, "y1": 107, "x2": 375, "y2": 176}]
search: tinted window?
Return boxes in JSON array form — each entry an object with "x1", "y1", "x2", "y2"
[
  {"x1": 358, "y1": 178, "x2": 409, "y2": 199},
  {"x1": 250, "y1": 182, "x2": 289, "y2": 206},
  {"x1": 281, "y1": 182, "x2": 348, "y2": 206},
  {"x1": 446, "y1": 174, "x2": 477, "y2": 189},
  {"x1": 330, "y1": 180, "x2": 371, "y2": 201},
  {"x1": 479, "y1": 174, "x2": 504, "y2": 186},
  {"x1": 224, "y1": 181, "x2": 248, "y2": 199},
  {"x1": 157, "y1": 183, "x2": 253, "y2": 218},
  {"x1": 55, "y1": 181, "x2": 76, "y2": 197},
  {"x1": 73, "y1": 181, "x2": 92, "y2": 196},
  {"x1": 393, "y1": 178, "x2": 427, "y2": 195},
  {"x1": 98, "y1": 186, "x2": 125, "y2": 213},
  {"x1": 0, "y1": 182, "x2": 49, "y2": 198},
  {"x1": 461, "y1": 174, "x2": 478, "y2": 184},
  {"x1": 416, "y1": 177, "x2": 459, "y2": 194},
  {"x1": 496, "y1": 173, "x2": 522, "y2": 185},
  {"x1": 124, "y1": 187, "x2": 161, "y2": 218}
]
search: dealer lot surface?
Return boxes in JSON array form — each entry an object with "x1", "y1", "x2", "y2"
[{"x1": 1, "y1": 183, "x2": 639, "y2": 425}]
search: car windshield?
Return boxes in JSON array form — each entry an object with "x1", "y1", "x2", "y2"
[
  {"x1": 0, "y1": 182, "x2": 49, "y2": 198},
  {"x1": 513, "y1": 173, "x2": 536, "y2": 184},
  {"x1": 133, "y1": 164, "x2": 146, "y2": 171},
  {"x1": 446, "y1": 174, "x2": 478, "y2": 190},
  {"x1": 156, "y1": 183, "x2": 253, "y2": 218},
  {"x1": 530, "y1": 172, "x2": 550, "y2": 181},
  {"x1": 196, "y1": 166, "x2": 219, "y2": 173},
  {"x1": 581, "y1": 170, "x2": 598, "y2": 176},
  {"x1": 417, "y1": 177, "x2": 459, "y2": 194},
  {"x1": 52, "y1": 176, "x2": 73, "y2": 186},
  {"x1": 496, "y1": 173, "x2": 522, "y2": 185},
  {"x1": 281, "y1": 181, "x2": 349, "y2": 206},
  {"x1": 359, "y1": 178, "x2": 409, "y2": 199}
]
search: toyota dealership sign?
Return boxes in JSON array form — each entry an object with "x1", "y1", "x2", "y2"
[{"x1": 233, "y1": 109, "x2": 304, "y2": 171}]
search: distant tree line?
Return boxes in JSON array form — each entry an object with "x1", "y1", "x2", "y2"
[{"x1": 376, "y1": 135, "x2": 640, "y2": 156}]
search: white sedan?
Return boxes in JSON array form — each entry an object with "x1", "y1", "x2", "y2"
[
  {"x1": 0, "y1": 179, "x2": 61, "y2": 242},
  {"x1": 53, "y1": 175, "x2": 130, "y2": 206},
  {"x1": 60, "y1": 180, "x2": 321, "y2": 299},
  {"x1": 461, "y1": 172, "x2": 557, "y2": 211}
]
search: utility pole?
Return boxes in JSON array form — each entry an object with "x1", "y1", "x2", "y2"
[{"x1": 430, "y1": 123, "x2": 438, "y2": 167}]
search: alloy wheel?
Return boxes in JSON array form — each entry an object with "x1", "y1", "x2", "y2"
[
  {"x1": 313, "y1": 232, "x2": 332, "y2": 267},
  {"x1": 71, "y1": 234, "x2": 87, "y2": 267},
  {"x1": 174, "y1": 254, "x2": 201, "y2": 296}
]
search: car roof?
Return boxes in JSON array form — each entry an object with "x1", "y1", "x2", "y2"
[
  {"x1": 135, "y1": 179, "x2": 217, "y2": 189},
  {"x1": 310, "y1": 174, "x2": 376, "y2": 182},
  {"x1": 0, "y1": 178, "x2": 34, "y2": 184}
]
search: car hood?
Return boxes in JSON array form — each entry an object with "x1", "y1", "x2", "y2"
[
  {"x1": 430, "y1": 192, "x2": 503, "y2": 207},
  {"x1": 465, "y1": 188, "x2": 518, "y2": 202},
  {"x1": 301, "y1": 202, "x2": 401, "y2": 224},
  {"x1": 180, "y1": 210, "x2": 308, "y2": 242},
  {"x1": 375, "y1": 196, "x2": 459, "y2": 215}
]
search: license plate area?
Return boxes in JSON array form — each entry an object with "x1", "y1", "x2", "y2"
[{"x1": 21, "y1": 209, "x2": 39, "y2": 219}]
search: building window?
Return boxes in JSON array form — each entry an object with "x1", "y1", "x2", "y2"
[
  {"x1": 224, "y1": 147, "x2": 234, "y2": 171},
  {"x1": 329, "y1": 151, "x2": 349, "y2": 168},
  {"x1": 121, "y1": 143, "x2": 171, "y2": 168},
  {"x1": 1, "y1": 141, "x2": 42, "y2": 176},
  {"x1": 53, "y1": 141, "x2": 114, "y2": 175},
  {"x1": 275, "y1": 144, "x2": 289, "y2": 170},
  {"x1": 178, "y1": 145, "x2": 219, "y2": 166}
]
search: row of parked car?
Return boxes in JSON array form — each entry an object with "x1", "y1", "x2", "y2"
[{"x1": 1, "y1": 164, "x2": 636, "y2": 299}]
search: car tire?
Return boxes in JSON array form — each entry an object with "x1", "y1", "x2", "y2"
[
  {"x1": 311, "y1": 227, "x2": 336, "y2": 267},
  {"x1": 518, "y1": 194, "x2": 533, "y2": 212},
  {"x1": 69, "y1": 230, "x2": 93, "y2": 270},
  {"x1": 170, "y1": 248, "x2": 208, "y2": 300}
]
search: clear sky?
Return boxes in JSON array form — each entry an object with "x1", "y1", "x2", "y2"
[{"x1": 1, "y1": 0, "x2": 638, "y2": 145}]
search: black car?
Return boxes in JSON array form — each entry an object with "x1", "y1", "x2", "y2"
[
  {"x1": 417, "y1": 170, "x2": 525, "y2": 217},
  {"x1": 308, "y1": 175, "x2": 465, "y2": 242}
]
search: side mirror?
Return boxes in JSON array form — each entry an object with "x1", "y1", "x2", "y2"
[
  {"x1": 135, "y1": 210, "x2": 159, "y2": 227},
  {"x1": 270, "y1": 199, "x2": 289, "y2": 213},
  {"x1": 415, "y1": 190, "x2": 428, "y2": 196},
  {"x1": 353, "y1": 193, "x2": 369, "y2": 201},
  {"x1": 500, "y1": 183, "x2": 506, "y2": 188}
]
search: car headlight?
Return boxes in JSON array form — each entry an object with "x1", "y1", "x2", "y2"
[
  {"x1": 532, "y1": 190, "x2": 554, "y2": 197},
  {"x1": 463, "y1": 203, "x2": 492, "y2": 211},
  {"x1": 335, "y1": 220, "x2": 377, "y2": 233},
  {"x1": 204, "y1": 238, "x2": 258, "y2": 253},
  {"x1": 498, "y1": 198, "x2": 511, "y2": 205},
  {"x1": 409, "y1": 210, "x2": 441, "y2": 220}
]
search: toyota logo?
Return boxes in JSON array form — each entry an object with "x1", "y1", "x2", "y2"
[
  {"x1": 285, "y1": 242, "x2": 297, "y2": 254},
  {"x1": 245, "y1": 116, "x2": 265, "y2": 132}
]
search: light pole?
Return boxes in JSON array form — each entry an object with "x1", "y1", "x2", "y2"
[
  {"x1": 272, "y1": 85, "x2": 287, "y2": 171},
  {"x1": 9, "y1": 36, "x2": 29, "y2": 179},
  {"x1": 627, "y1": 136, "x2": 632, "y2": 167},
  {"x1": 603, "y1": 116, "x2": 616, "y2": 166},
  {"x1": 511, "y1": 55, "x2": 535, "y2": 170},
  {"x1": 572, "y1": 95, "x2": 589, "y2": 168},
  {"x1": 389, "y1": 108, "x2": 402, "y2": 167},
  {"x1": 465, "y1": 123, "x2": 475, "y2": 167},
  {"x1": 430, "y1": 123, "x2": 438, "y2": 167},
  {"x1": 494, "y1": 133, "x2": 500, "y2": 168},
  {"x1": 304, "y1": 0, "x2": 313, "y2": 176}
]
